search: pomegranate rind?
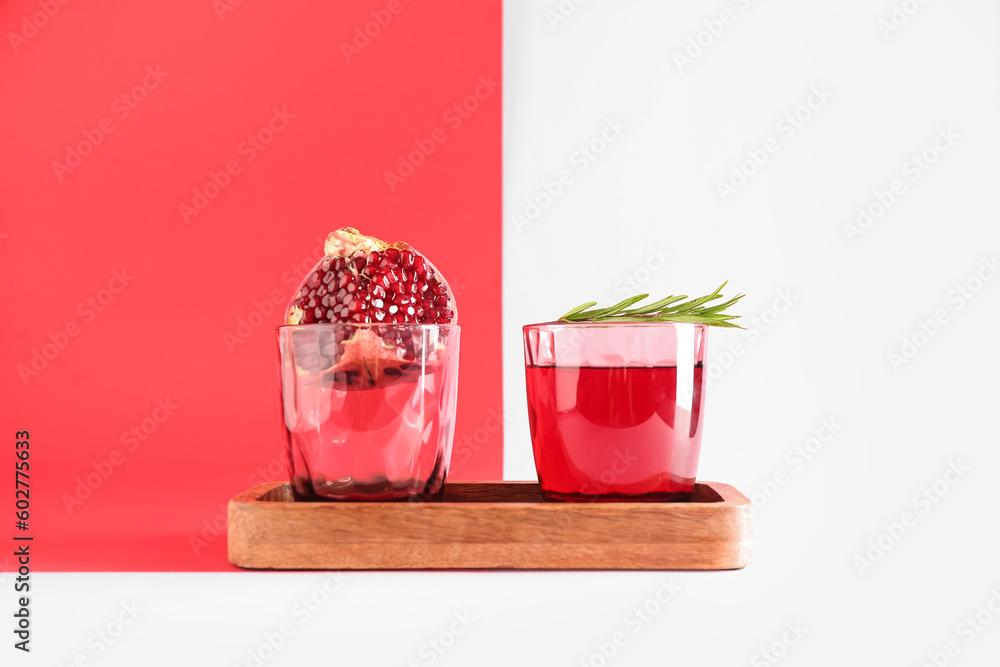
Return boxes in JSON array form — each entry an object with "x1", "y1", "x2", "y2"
[{"x1": 323, "y1": 226, "x2": 390, "y2": 257}]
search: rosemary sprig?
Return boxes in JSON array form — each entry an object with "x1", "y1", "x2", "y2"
[{"x1": 558, "y1": 282, "x2": 745, "y2": 328}]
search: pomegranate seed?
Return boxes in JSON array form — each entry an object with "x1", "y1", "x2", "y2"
[{"x1": 290, "y1": 233, "x2": 453, "y2": 327}]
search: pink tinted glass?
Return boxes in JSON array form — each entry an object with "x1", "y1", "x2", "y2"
[
  {"x1": 523, "y1": 322, "x2": 707, "y2": 502},
  {"x1": 279, "y1": 324, "x2": 460, "y2": 501}
]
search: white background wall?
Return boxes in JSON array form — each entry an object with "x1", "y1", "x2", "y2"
[
  {"x1": 500, "y1": 0, "x2": 1000, "y2": 662},
  {"x1": 18, "y1": 2, "x2": 1000, "y2": 665}
]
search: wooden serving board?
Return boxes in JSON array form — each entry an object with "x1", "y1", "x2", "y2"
[{"x1": 228, "y1": 481, "x2": 752, "y2": 570}]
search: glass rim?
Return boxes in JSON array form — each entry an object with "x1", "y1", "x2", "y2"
[
  {"x1": 522, "y1": 321, "x2": 707, "y2": 331},
  {"x1": 278, "y1": 322, "x2": 460, "y2": 331}
]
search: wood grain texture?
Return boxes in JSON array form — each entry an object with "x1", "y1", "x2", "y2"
[{"x1": 228, "y1": 481, "x2": 752, "y2": 570}]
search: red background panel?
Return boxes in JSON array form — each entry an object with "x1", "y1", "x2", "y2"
[{"x1": 0, "y1": 0, "x2": 501, "y2": 571}]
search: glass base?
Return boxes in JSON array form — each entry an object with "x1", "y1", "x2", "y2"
[
  {"x1": 540, "y1": 488, "x2": 693, "y2": 503},
  {"x1": 291, "y1": 464, "x2": 447, "y2": 502}
]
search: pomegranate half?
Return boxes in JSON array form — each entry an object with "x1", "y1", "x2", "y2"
[{"x1": 284, "y1": 228, "x2": 457, "y2": 390}]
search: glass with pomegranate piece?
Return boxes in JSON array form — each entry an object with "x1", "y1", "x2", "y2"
[
  {"x1": 279, "y1": 227, "x2": 460, "y2": 501},
  {"x1": 280, "y1": 323, "x2": 460, "y2": 501}
]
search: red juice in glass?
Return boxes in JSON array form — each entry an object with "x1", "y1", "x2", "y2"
[{"x1": 523, "y1": 323, "x2": 707, "y2": 502}]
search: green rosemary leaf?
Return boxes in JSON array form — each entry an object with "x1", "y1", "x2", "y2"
[
  {"x1": 566, "y1": 295, "x2": 647, "y2": 321},
  {"x1": 696, "y1": 293, "x2": 746, "y2": 315},
  {"x1": 558, "y1": 301, "x2": 598, "y2": 321},
  {"x1": 663, "y1": 282, "x2": 727, "y2": 315},
  {"x1": 652, "y1": 314, "x2": 742, "y2": 327},
  {"x1": 591, "y1": 294, "x2": 649, "y2": 320},
  {"x1": 623, "y1": 295, "x2": 686, "y2": 316},
  {"x1": 557, "y1": 283, "x2": 744, "y2": 328}
]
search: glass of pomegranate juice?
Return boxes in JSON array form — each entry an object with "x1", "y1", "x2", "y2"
[
  {"x1": 279, "y1": 323, "x2": 460, "y2": 501},
  {"x1": 523, "y1": 322, "x2": 707, "y2": 502}
]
